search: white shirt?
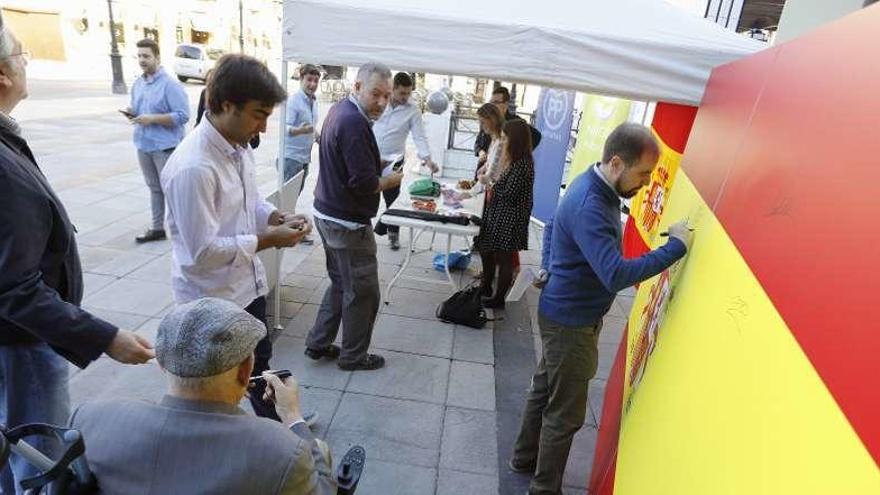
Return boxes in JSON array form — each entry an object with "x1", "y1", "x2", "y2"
[
  {"x1": 372, "y1": 99, "x2": 431, "y2": 162},
  {"x1": 161, "y1": 117, "x2": 276, "y2": 308}
]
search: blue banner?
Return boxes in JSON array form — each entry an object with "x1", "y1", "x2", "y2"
[{"x1": 531, "y1": 88, "x2": 575, "y2": 223}]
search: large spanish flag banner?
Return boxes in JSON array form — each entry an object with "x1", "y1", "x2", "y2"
[{"x1": 592, "y1": 5, "x2": 880, "y2": 494}]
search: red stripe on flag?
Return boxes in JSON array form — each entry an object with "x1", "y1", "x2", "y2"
[{"x1": 683, "y1": 7, "x2": 880, "y2": 465}]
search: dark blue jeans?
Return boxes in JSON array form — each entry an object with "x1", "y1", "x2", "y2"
[{"x1": 0, "y1": 343, "x2": 70, "y2": 494}]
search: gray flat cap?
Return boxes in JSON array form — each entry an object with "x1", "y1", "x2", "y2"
[{"x1": 157, "y1": 297, "x2": 267, "y2": 378}]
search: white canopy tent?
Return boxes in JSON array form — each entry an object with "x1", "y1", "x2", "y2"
[
  {"x1": 281, "y1": 0, "x2": 764, "y2": 106},
  {"x1": 269, "y1": 0, "x2": 764, "y2": 327}
]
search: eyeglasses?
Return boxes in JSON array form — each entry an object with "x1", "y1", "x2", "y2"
[{"x1": 3, "y1": 50, "x2": 31, "y2": 64}]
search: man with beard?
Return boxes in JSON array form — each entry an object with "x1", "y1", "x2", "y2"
[{"x1": 509, "y1": 123, "x2": 692, "y2": 495}]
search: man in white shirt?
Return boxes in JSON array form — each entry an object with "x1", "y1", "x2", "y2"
[
  {"x1": 161, "y1": 54, "x2": 312, "y2": 420},
  {"x1": 371, "y1": 72, "x2": 437, "y2": 250}
]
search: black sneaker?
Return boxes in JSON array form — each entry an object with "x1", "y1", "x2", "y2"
[
  {"x1": 304, "y1": 344, "x2": 341, "y2": 361},
  {"x1": 135, "y1": 229, "x2": 166, "y2": 243},
  {"x1": 508, "y1": 458, "x2": 536, "y2": 474},
  {"x1": 338, "y1": 354, "x2": 385, "y2": 371}
]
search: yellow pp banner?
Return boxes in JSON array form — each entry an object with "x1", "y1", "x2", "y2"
[{"x1": 566, "y1": 95, "x2": 631, "y2": 183}]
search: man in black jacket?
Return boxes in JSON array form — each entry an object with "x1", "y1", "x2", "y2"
[{"x1": 0, "y1": 19, "x2": 154, "y2": 493}]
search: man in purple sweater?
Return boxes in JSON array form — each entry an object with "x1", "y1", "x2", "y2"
[
  {"x1": 305, "y1": 63, "x2": 403, "y2": 371},
  {"x1": 510, "y1": 123, "x2": 692, "y2": 494}
]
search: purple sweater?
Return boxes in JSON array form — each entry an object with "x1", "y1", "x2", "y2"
[{"x1": 313, "y1": 99, "x2": 382, "y2": 224}]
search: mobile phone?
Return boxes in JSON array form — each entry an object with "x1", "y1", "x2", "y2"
[
  {"x1": 391, "y1": 157, "x2": 405, "y2": 173},
  {"x1": 248, "y1": 369, "x2": 293, "y2": 386},
  {"x1": 119, "y1": 109, "x2": 135, "y2": 119}
]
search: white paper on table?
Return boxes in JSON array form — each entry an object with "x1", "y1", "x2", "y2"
[{"x1": 506, "y1": 266, "x2": 537, "y2": 302}]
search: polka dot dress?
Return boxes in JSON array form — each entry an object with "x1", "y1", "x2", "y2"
[{"x1": 477, "y1": 158, "x2": 534, "y2": 252}]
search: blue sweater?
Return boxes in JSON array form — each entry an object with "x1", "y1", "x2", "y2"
[
  {"x1": 313, "y1": 99, "x2": 382, "y2": 224},
  {"x1": 538, "y1": 165, "x2": 687, "y2": 327}
]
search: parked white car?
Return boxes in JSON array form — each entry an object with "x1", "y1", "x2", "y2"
[{"x1": 172, "y1": 44, "x2": 224, "y2": 83}]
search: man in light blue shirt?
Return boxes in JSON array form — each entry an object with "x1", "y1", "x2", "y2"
[
  {"x1": 283, "y1": 64, "x2": 320, "y2": 186},
  {"x1": 371, "y1": 72, "x2": 437, "y2": 250},
  {"x1": 121, "y1": 38, "x2": 189, "y2": 243}
]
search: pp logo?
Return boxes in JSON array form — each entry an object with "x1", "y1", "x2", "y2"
[{"x1": 541, "y1": 90, "x2": 571, "y2": 132}]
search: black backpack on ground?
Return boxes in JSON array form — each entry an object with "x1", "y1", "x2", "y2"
[{"x1": 436, "y1": 283, "x2": 488, "y2": 329}]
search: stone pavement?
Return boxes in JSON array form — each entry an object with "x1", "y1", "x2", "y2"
[{"x1": 17, "y1": 78, "x2": 630, "y2": 495}]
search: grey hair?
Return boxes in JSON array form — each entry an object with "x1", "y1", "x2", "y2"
[
  {"x1": 168, "y1": 374, "x2": 224, "y2": 392},
  {"x1": 355, "y1": 62, "x2": 391, "y2": 87},
  {"x1": 0, "y1": 11, "x2": 14, "y2": 59}
]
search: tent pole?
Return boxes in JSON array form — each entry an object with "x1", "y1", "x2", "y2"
[{"x1": 273, "y1": 60, "x2": 289, "y2": 331}]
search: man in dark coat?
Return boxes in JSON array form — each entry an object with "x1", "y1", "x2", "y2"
[{"x1": 0, "y1": 18, "x2": 154, "y2": 493}]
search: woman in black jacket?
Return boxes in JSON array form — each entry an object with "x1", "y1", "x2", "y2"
[{"x1": 476, "y1": 119, "x2": 535, "y2": 308}]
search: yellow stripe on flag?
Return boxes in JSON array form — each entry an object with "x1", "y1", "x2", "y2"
[
  {"x1": 616, "y1": 172, "x2": 880, "y2": 494},
  {"x1": 628, "y1": 130, "x2": 683, "y2": 245}
]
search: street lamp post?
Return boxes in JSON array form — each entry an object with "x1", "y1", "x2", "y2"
[
  {"x1": 106, "y1": 0, "x2": 127, "y2": 94},
  {"x1": 239, "y1": 0, "x2": 245, "y2": 53}
]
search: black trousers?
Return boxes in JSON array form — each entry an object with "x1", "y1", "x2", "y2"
[
  {"x1": 244, "y1": 296, "x2": 281, "y2": 421},
  {"x1": 374, "y1": 186, "x2": 401, "y2": 236}
]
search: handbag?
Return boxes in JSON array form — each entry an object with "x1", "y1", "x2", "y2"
[{"x1": 436, "y1": 283, "x2": 488, "y2": 329}]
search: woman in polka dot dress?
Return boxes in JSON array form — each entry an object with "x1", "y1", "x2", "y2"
[{"x1": 476, "y1": 119, "x2": 535, "y2": 309}]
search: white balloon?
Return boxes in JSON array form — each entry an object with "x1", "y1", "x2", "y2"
[{"x1": 426, "y1": 91, "x2": 450, "y2": 114}]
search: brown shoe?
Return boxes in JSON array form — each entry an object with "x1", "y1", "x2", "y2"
[{"x1": 135, "y1": 229, "x2": 166, "y2": 243}]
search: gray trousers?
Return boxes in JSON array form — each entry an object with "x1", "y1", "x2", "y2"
[
  {"x1": 306, "y1": 217, "x2": 380, "y2": 366},
  {"x1": 137, "y1": 148, "x2": 173, "y2": 230},
  {"x1": 512, "y1": 313, "x2": 601, "y2": 495}
]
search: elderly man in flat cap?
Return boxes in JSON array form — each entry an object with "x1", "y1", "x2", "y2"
[{"x1": 70, "y1": 298, "x2": 336, "y2": 495}]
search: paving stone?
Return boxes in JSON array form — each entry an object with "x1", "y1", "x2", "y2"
[
  {"x1": 271, "y1": 336, "x2": 352, "y2": 391},
  {"x1": 562, "y1": 426, "x2": 598, "y2": 489},
  {"x1": 281, "y1": 273, "x2": 325, "y2": 290},
  {"x1": 453, "y1": 325, "x2": 494, "y2": 365},
  {"x1": 596, "y1": 342, "x2": 617, "y2": 381},
  {"x1": 326, "y1": 393, "x2": 444, "y2": 468},
  {"x1": 298, "y1": 386, "x2": 342, "y2": 440},
  {"x1": 56, "y1": 185, "x2": 116, "y2": 207},
  {"x1": 84, "y1": 278, "x2": 173, "y2": 317},
  {"x1": 447, "y1": 361, "x2": 496, "y2": 411},
  {"x1": 69, "y1": 358, "x2": 166, "y2": 409},
  {"x1": 352, "y1": 459, "x2": 436, "y2": 495},
  {"x1": 280, "y1": 284, "x2": 318, "y2": 304},
  {"x1": 281, "y1": 303, "x2": 321, "y2": 338},
  {"x1": 127, "y1": 254, "x2": 172, "y2": 283},
  {"x1": 371, "y1": 314, "x2": 454, "y2": 358},
  {"x1": 90, "y1": 192, "x2": 150, "y2": 213},
  {"x1": 381, "y1": 287, "x2": 447, "y2": 320},
  {"x1": 83, "y1": 272, "x2": 117, "y2": 299},
  {"x1": 67, "y1": 204, "x2": 137, "y2": 234},
  {"x1": 600, "y1": 315, "x2": 627, "y2": 346},
  {"x1": 90, "y1": 250, "x2": 158, "y2": 277},
  {"x1": 346, "y1": 350, "x2": 450, "y2": 404},
  {"x1": 588, "y1": 379, "x2": 607, "y2": 426},
  {"x1": 135, "y1": 318, "x2": 162, "y2": 343},
  {"x1": 78, "y1": 246, "x2": 127, "y2": 271},
  {"x1": 437, "y1": 468, "x2": 499, "y2": 495},
  {"x1": 81, "y1": 307, "x2": 150, "y2": 331},
  {"x1": 440, "y1": 407, "x2": 498, "y2": 475}
]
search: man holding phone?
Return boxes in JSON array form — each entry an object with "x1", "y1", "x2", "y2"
[
  {"x1": 121, "y1": 38, "x2": 190, "y2": 244},
  {"x1": 371, "y1": 72, "x2": 437, "y2": 250},
  {"x1": 161, "y1": 54, "x2": 312, "y2": 421},
  {"x1": 71, "y1": 298, "x2": 336, "y2": 495}
]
